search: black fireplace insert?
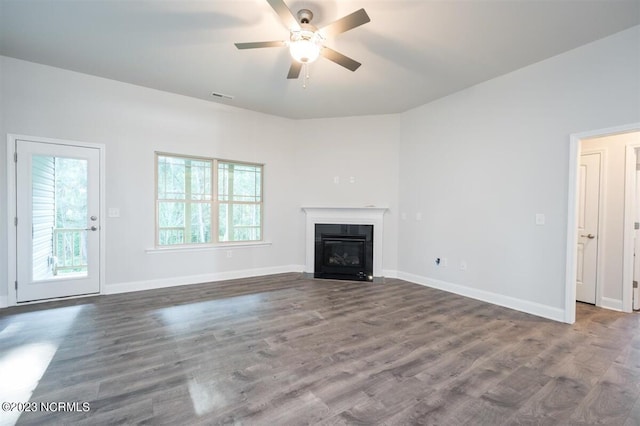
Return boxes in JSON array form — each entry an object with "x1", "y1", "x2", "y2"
[{"x1": 314, "y1": 224, "x2": 373, "y2": 281}]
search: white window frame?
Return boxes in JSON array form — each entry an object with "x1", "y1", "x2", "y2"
[{"x1": 155, "y1": 152, "x2": 263, "y2": 247}]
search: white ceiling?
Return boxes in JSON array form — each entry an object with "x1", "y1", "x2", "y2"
[{"x1": 1, "y1": 0, "x2": 638, "y2": 119}]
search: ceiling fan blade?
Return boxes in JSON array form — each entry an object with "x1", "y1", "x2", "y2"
[
  {"x1": 266, "y1": 0, "x2": 301, "y2": 31},
  {"x1": 235, "y1": 41, "x2": 286, "y2": 49},
  {"x1": 320, "y1": 8, "x2": 370, "y2": 37},
  {"x1": 320, "y1": 47, "x2": 361, "y2": 72},
  {"x1": 287, "y1": 62, "x2": 302, "y2": 79}
]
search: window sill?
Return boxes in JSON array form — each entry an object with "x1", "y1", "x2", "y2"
[{"x1": 145, "y1": 241, "x2": 272, "y2": 254}]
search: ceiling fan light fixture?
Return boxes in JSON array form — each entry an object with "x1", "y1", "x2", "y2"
[
  {"x1": 289, "y1": 39, "x2": 320, "y2": 63},
  {"x1": 234, "y1": 1, "x2": 370, "y2": 79},
  {"x1": 289, "y1": 28, "x2": 323, "y2": 63}
]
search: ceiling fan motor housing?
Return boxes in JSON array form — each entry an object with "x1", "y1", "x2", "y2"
[{"x1": 297, "y1": 9, "x2": 313, "y2": 24}]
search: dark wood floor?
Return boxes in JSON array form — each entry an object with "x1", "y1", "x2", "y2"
[{"x1": 1, "y1": 273, "x2": 639, "y2": 425}]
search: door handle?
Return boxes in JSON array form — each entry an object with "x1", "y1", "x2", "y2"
[
  {"x1": 581, "y1": 233, "x2": 595, "y2": 239},
  {"x1": 86, "y1": 226, "x2": 98, "y2": 231}
]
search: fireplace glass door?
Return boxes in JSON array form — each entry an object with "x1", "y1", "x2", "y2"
[{"x1": 314, "y1": 224, "x2": 373, "y2": 281}]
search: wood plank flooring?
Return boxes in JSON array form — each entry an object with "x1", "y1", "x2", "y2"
[{"x1": 1, "y1": 273, "x2": 640, "y2": 425}]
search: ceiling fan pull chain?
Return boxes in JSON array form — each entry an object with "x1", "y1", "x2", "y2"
[{"x1": 302, "y1": 63, "x2": 309, "y2": 89}]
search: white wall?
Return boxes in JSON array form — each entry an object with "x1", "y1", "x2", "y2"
[
  {"x1": 581, "y1": 132, "x2": 640, "y2": 305},
  {"x1": 0, "y1": 56, "x2": 301, "y2": 298},
  {"x1": 397, "y1": 26, "x2": 640, "y2": 320},
  {"x1": 293, "y1": 115, "x2": 400, "y2": 274},
  {"x1": 0, "y1": 56, "x2": 402, "y2": 303}
]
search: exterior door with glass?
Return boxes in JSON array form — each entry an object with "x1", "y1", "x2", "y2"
[{"x1": 15, "y1": 139, "x2": 101, "y2": 302}]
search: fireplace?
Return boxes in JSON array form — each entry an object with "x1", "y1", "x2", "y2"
[
  {"x1": 303, "y1": 207, "x2": 387, "y2": 280},
  {"x1": 314, "y1": 224, "x2": 373, "y2": 281}
]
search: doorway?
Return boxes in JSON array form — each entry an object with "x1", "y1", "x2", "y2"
[
  {"x1": 7, "y1": 135, "x2": 105, "y2": 304},
  {"x1": 565, "y1": 124, "x2": 640, "y2": 323}
]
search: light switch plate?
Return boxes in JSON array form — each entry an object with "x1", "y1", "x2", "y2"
[
  {"x1": 535, "y1": 213, "x2": 545, "y2": 225},
  {"x1": 108, "y1": 208, "x2": 120, "y2": 218}
]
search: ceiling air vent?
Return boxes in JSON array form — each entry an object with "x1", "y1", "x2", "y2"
[{"x1": 211, "y1": 92, "x2": 234, "y2": 100}]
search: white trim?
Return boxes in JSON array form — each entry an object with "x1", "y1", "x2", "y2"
[
  {"x1": 0, "y1": 296, "x2": 8, "y2": 309},
  {"x1": 601, "y1": 297, "x2": 623, "y2": 312},
  {"x1": 301, "y1": 206, "x2": 389, "y2": 211},
  {"x1": 398, "y1": 271, "x2": 565, "y2": 322},
  {"x1": 566, "y1": 134, "x2": 580, "y2": 323},
  {"x1": 104, "y1": 264, "x2": 304, "y2": 295},
  {"x1": 4, "y1": 292, "x2": 99, "y2": 307},
  {"x1": 6, "y1": 136, "x2": 16, "y2": 306},
  {"x1": 302, "y1": 207, "x2": 388, "y2": 277},
  {"x1": 579, "y1": 149, "x2": 606, "y2": 308},
  {"x1": 6, "y1": 134, "x2": 106, "y2": 307},
  {"x1": 566, "y1": 123, "x2": 640, "y2": 323},
  {"x1": 145, "y1": 241, "x2": 272, "y2": 254},
  {"x1": 624, "y1": 142, "x2": 640, "y2": 312},
  {"x1": 382, "y1": 269, "x2": 399, "y2": 279}
]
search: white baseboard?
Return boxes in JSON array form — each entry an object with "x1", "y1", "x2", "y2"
[
  {"x1": 397, "y1": 271, "x2": 566, "y2": 323},
  {"x1": 382, "y1": 269, "x2": 399, "y2": 279},
  {"x1": 0, "y1": 267, "x2": 574, "y2": 324},
  {"x1": 600, "y1": 297, "x2": 623, "y2": 311},
  {"x1": 104, "y1": 264, "x2": 305, "y2": 295}
]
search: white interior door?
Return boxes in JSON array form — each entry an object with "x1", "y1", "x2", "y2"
[
  {"x1": 576, "y1": 152, "x2": 601, "y2": 304},
  {"x1": 15, "y1": 139, "x2": 101, "y2": 302}
]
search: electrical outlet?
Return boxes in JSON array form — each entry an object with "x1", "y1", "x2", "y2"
[
  {"x1": 442, "y1": 258, "x2": 448, "y2": 267},
  {"x1": 333, "y1": 176, "x2": 340, "y2": 184},
  {"x1": 460, "y1": 261, "x2": 467, "y2": 271},
  {"x1": 226, "y1": 250, "x2": 233, "y2": 258}
]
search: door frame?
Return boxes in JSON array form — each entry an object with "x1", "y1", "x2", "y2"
[
  {"x1": 565, "y1": 123, "x2": 640, "y2": 323},
  {"x1": 6, "y1": 134, "x2": 106, "y2": 306},
  {"x1": 624, "y1": 143, "x2": 640, "y2": 311},
  {"x1": 576, "y1": 149, "x2": 606, "y2": 307},
  {"x1": 634, "y1": 155, "x2": 640, "y2": 310}
]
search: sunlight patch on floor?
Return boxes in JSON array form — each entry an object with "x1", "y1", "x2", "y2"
[
  {"x1": 0, "y1": 342, "x2": 58, "y2": 425},
  {"x1": 0, "y1": 305, "x2": 84, "y2": 426},
  {"x1": 157, "y1": 293, "x2": 263, "y2": 333},
  {"x1": 187, "y1": 379, "x2": 227, "y2": 416}
]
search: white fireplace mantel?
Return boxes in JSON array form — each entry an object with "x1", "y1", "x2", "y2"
[{"x1": 302, "y1": 206, "x2": 388, "y2": 277}]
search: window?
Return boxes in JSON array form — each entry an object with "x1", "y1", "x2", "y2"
[{"x1": 156, "y1": 153, "x2": 262, "y2": 246}]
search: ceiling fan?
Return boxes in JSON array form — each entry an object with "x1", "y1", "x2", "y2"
[{"x1": 234, "y1": 0, "x2": 371, "y2": 80}]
